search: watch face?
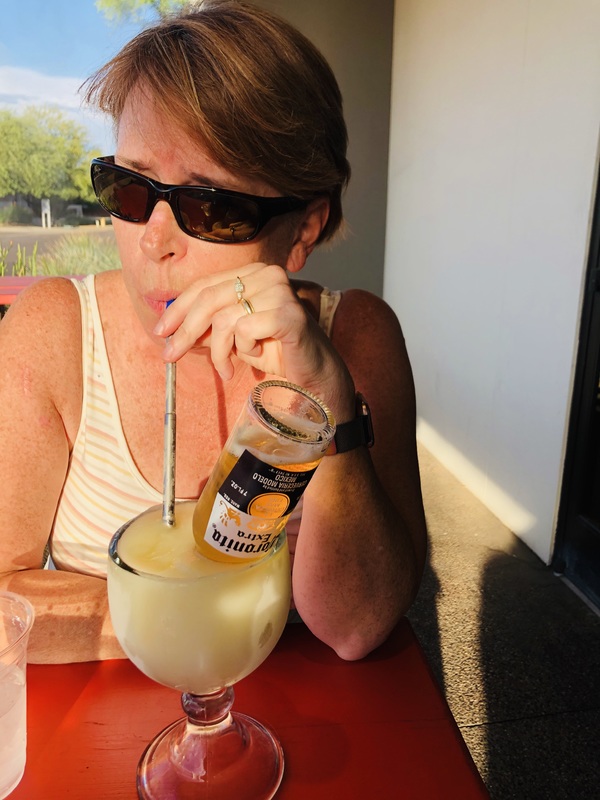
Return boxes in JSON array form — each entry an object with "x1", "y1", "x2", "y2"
[{"x1": 356, "y1": 394, "x2": 375, "y2": 449}]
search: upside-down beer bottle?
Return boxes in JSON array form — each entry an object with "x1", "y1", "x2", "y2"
[{"x1": 192, "y1": 380, "x2": 335, "y2": 563}]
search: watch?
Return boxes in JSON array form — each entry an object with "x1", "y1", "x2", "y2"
[{"x1": 327, "y1": 393, "x2": 374, "y2": 455}]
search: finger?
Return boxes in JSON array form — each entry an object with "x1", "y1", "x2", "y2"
[
  {"x1": 229, "y1": 304, "x2": 300, "y2": 376},
  {"x1": 209, "y1": 305, "x2": 243, "y2": 378},
  {"x1": 233, "y1": 324, "x2": 259, "y2": 357},
  {"x1": 162, "y1": 323, "x2": 211, "y2": 361},
  {"x1": 154, "y1": 280, "x2": 223, "y2": 339}
]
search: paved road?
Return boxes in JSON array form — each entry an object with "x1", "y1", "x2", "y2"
[{"x1": 0, "y1": 225, "x2": 115, "y2": 271}]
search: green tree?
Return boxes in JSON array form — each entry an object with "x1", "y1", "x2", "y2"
[
  {"x1": 0, "y1": 107, "x2": 99, "y2": 204},
  {"x1": 95, "y1": 0, "x2": 194, "y2": 22}
]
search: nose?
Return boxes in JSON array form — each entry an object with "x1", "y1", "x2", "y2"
[{"x1": 138, "y1": 199, "x2": 187, "y2": 263}]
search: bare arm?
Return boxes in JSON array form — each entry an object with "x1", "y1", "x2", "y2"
[
  {"x1": 292, "y1": 289, "x2": 427, "y2": 660},
  {"x1": 1, "y1": 570, "x2": 124, "y2": 663},
  {"x1": 0, "y1": 279, "x2": 123, "y2": 663}
]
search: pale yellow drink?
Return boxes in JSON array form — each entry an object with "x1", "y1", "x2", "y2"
[{"x1": 107, "y1": 501, "x2": 290, "y2": 695}]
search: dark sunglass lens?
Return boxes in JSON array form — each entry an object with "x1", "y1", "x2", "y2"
[
  {"x1": 178, "y1": 192, "x2": 259, "y2": 242},
  {"x1": 94, "y1": 166, "x2": 150, "y2": 222}
]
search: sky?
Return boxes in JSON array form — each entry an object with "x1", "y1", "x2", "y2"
[{"x1": 0, "y1": 0, "x2": 151, "y2": 153}]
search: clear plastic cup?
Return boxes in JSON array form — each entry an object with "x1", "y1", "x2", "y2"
[{"x1": 0, "y1": 592, "x2": 34, "y2": 799}]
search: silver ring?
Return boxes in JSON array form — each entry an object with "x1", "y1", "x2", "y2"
[
  {"x1": 239, "y1": 298, "x2": 255, "y2": 315},
  {"x1": 235, "y1": 276, "x2": 245, "y2": 302}
]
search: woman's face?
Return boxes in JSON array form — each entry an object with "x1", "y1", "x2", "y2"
[{"x1": 112, "y1": 88, "x2": 296, "y2": 343}]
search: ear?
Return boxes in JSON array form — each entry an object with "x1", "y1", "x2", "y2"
[{"x1": 285, "y1": 197, "x2": 330, "y2": 273}]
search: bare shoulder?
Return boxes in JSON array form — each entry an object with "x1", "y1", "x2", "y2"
[
  {"x1": 331, "y1": 289, "x2": 419, "y2": 478},
  {"x1": 331, "y1": 289, "x2": 408, "y2": 381},
  {"x1": 335, "y1": 288, "x2": 403, "y2": 330},
  {"x1": 1, "y1": 277, "x2": 81, "y2": 364},
  {"x1": 0, "y1": 277, "x2": 83, "y2": 427},
  {"x1": 1, "y1": 276, "x2": 81, "y2": 334}
]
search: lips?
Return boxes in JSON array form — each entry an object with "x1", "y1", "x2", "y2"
[{"x1": 143, "y1": 295, "x2": 176, "y2": 315}]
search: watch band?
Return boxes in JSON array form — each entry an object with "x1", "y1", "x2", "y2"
[{"x1": 327, "y1": 393, "x2": 374, "y2": 455}]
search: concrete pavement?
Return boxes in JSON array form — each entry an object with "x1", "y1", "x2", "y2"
[{"x1": 410, "y1": 444, "x2": 600, "y2": 799}]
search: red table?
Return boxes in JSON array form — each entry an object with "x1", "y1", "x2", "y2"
[{"x1": 12, "y1": 621, "x2": 488, "y2": 799}]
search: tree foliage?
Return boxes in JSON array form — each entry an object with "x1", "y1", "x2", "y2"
[
  {"x1": 0, "y1": 107, "x2": 100, "y2": 203},
  {"x1": 95, "y1": 0, "x2": 195, "y2": 22}
]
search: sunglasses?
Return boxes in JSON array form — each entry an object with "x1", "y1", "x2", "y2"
[{"x1": 90, "y1": 157, "x2": 308, "y2": 244}]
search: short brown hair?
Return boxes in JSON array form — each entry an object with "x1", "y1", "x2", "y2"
[{"x1": 83, "y1": 0, "x2": 350, "y2": 243}]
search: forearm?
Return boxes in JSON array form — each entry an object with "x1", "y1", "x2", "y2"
[
  {"x1": 0, "y1": 568, "x2": 125, "y2": 664},
  {"x1": 292, "y1": 450, "x2": 423, "y2": 661}
]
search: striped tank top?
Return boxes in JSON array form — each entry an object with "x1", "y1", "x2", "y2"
[{"x1": 49, "y1": 275, "x2": 342, "y2": 578}]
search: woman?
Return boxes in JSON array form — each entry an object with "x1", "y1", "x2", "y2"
[{"x1": 0, "y1": 0, "x2": 427, "y2": 664}]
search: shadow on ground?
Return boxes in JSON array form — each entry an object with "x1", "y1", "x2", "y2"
[{"x1": 408, "y1": 446, "x2": 600, "y2": 799}]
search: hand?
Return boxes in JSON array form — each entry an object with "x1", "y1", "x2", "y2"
[{"x1": 153, "y1": 263, "x2": 355, "y2": 418}]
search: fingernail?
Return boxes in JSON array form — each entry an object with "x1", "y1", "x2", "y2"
[
  {"x1": 154, "y1": 299, "x2": 174, "y2": 336},
  {"x1": 217, "y1": 363, "x2": 234, "y2": 381}
]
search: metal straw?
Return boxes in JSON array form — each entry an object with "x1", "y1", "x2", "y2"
[{"x1": 162, "y1": 303, "x2": 176, "y2": 526}]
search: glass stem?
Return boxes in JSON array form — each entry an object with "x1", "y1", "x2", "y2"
[{"x1": 181, "y1": 686, "x2": 235, "y2": 726}]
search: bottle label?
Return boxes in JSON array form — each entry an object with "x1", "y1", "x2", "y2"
[{"x1": 203, "y1": 449, "x2": 317, "y2": 559}]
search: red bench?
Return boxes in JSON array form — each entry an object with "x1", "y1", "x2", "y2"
[
  {"x1": 0, "y1": 275, "x2": 86, "y2": 308},
  {"x1": 0, "y1": 275, "x2": 47, "y2": 305}
]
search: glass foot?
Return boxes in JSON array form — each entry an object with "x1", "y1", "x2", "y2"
[{"x1": 136, "y1": 711, "x2": 284, "y2": 800}]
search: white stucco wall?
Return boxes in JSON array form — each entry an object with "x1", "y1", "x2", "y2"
[{"x1": 385, "y1": 0, "x2": 600, "y2": 560}]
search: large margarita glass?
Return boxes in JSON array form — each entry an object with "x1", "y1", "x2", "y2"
[{"x1": 107, "y1": 500, "x2": 291, "y2": 799}]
